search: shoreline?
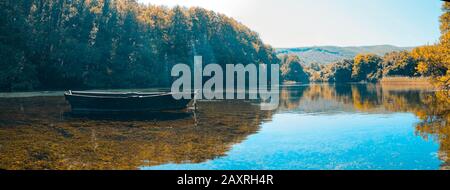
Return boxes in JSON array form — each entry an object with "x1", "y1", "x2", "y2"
[{"x1": 380, "y1": 77, "x2": 432, "y2": 86}]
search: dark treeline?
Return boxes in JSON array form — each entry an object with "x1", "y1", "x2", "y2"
[{"x1": 0, "y1": 0, "x2": 279, "y2": 91}]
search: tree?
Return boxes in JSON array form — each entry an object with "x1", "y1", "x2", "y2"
[
  {"x1": 382, "y1": 51, "x2": 419, "y2": 77},
  {"x1": 279, "y1": 54, "x2": 309, "y2": 83},
  {"x1": 411, "y1": 45, "x2": 446, "y2": 77},
  {"x1": 438, "y1": 2, "x2": 450, "y2": 89},
  {"x1": 411, "y1": 2, "x2": 450, "y2": 89},
  {"x1": 0, "y1": 0, "x2": 280, "y2": 91},
  {"x1": 0, "y1": 0, "x2": 38, "y2": 91},
  {"x1": 332, "y1": 60, "x2": 354, "y2": 83},
  {"x1": 352, "y1": 54, "x2": 383, "y2": 82}
]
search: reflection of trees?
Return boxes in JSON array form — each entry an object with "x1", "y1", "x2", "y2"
[
  {"x1": 0, "y1": 97, "x2": 272, "y2": 170},
  {"x1": 0, "y1": 85, "x2": 448, "y2": 170},
  {"x1": 381, "y1": 90, "x2": 450, "y2": 169},
  {"x1": 350, "y1": 84, "x2": 382, "y2": 112},
  {"x1": 414, "y1": 91, "x2": 450, "y2": 170},
  {"x1": 278, "y1": 84, "x2": 449, "y2": 169},
  {"x1": 278, "y1": 84, "x2": 383, "y2": 113},
  {"x1": 278, "y1": 84, "x2": 439, "y2": 114},
  {"x1": 279, "y1": 86, "x2": 308, "y2": 110}
]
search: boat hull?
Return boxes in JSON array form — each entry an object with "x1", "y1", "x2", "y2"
[{"x1": 65, "y1": 91, "x2": 194, "y2": 113}]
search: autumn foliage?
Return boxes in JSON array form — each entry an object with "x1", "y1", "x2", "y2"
[{"x1": 0, "y1": 0, "x2": 279, "y2": 91}]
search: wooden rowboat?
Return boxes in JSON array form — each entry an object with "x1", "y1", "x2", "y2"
[{"x1": 64, "y1": 90, "x2": 195, "y2": 113}]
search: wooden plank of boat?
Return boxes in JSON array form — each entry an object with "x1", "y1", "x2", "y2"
[
  {"x1": 65, "y1": 90, "x2": 195, "y2": 113},
  {"x1": 69, "y1": 91, "x2": 166, "y2": 97}
]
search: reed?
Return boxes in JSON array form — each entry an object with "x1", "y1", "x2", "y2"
[{"x1": 380, "y1": 77, "x2": 432, "y2": 85}]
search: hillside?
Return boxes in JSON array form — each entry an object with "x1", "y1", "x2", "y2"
[
  {"x1": 276, "y1": 45, "x2": 413, "y2": 65},
  {"x1": 0, "y1": 0, "x2": 278, "y2": 91}
]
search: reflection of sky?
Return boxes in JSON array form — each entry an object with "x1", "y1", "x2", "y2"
[{"x1": 144, "y1": 113, "x2": 441, "y2": 170}]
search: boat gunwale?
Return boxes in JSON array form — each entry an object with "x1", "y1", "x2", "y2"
[
  {"x1": 65, "y1": 93, "x2": 173, "y2": 99},
  {"x1": 65, "y1": 91, "x2": 195, "y2": 99}
]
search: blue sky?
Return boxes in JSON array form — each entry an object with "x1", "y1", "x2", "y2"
[{"x1": 138, "y1": 0, "x2": 443, "y2": 48}]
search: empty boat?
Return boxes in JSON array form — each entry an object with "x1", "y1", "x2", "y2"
[{"x1": 64, "y1": 91, "x2": 195, "y2": 113}]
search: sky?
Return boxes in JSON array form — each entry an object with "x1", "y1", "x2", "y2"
[{"x1": 138, "y1": 0, "x2": 443, "y2": 48}]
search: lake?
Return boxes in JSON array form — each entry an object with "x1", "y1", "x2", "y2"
[{"x1": 0, "y1": 84, "x2": 448, "y2": 170}]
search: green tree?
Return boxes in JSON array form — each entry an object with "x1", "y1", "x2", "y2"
[
  {"x1": 0, "y1": 0, "x2": 38, "y2": 91},
  {"x1": 352, "y1": 54, "x2": 383, "y2": 82},
  {"x1": 382, "y1": 51, "x2": 419, "y2": 77},
  {"x1": 279, "y1": 54, "x2": 309, "y2": 83},
  {"x1": 331, "y1": 60, "x2": 354, "y2": 83},
  {"x1": 0, "y1": 0, "x2": 280, "y2": 92}
]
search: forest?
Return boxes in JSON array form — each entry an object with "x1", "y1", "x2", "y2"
[
  {"x1": 1, "y1": 0, "x2": 449, "y2": 91},
  {"x1": 291, "y1": 50, "x2": 421, "y2": 83},
  {"x1": 0, "y1": 0, "x2": 279, "y2": 91},
  {"x1": 280, "y1": 2, "x2": 450, "y2": 90}
]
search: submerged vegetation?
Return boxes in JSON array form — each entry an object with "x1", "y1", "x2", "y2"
[
  {"x1": 0, "y1": 0, "x2": 449, "y2": 171},
  {"x1": 0, "y1": 84, "x2": 448, "y2": 169},
  {"x1": 0, "y1": 96, "x2": 272, "y2": 169}
]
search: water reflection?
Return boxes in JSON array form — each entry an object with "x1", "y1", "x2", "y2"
[
  {"x1": 0, "y1": 84, "x2": 448, "y2": 170},
  {"x1": 0, "y1": 97, "x2": 273, "y2": 169},
  {"x1": 414, "y1": 91, "x2": 450, "y2": 170},
  {"x1": 276, "y1": 84, "x2": 449, "y2": 169}
]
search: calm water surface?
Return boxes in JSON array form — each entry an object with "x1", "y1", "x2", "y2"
[{"x1": 0, "y1": 84, "x2": 449, "y2": 170}]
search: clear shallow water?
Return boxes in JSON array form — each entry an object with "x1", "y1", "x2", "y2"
[
  {"x1": 0, "y1": 84, "x2": 449, "y2": 170},
  {"x1": 145, "y1": 113, "x2": 440, "y2": 170}
]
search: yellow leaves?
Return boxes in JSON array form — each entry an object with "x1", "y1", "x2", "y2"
[
  {"x1": 441, "y1": 32, "x2": 450, "y2": 67},
  {"x1": 437, "y1": 71, "x2": 450, "y2": 90},
  {"x1": 381, "y1": 51, "x2": 419, "y2": 77},
  {"x1": 412, "y1": 44, "x2": 450, "y2": 89},
  {"x1": 444, "y1": 2, "x2": 450, "y2": 10},
  {"x1": 440, "y1": 2, "x2": 450, "y2": 34},
  {"x1": 412, "y1": 46, "x2": 436, "y2": 74},
  {"x1": 354, "y1": 53, "x2": 379, "y2": 64},
  {"x1": 411, "y1": 45, "x2": 444, "y2": 75},
  {"x1": 87, "y1": 0, "x2": 104, "y2": 14},
  {"x1": 441, "y1": 13, "x2": 450, "y2": 35},
  {"x1": 139, "y1": 6, "x2": 170, "y2": 28},
  {"x1": 410, "y1": 2, "x2": 450, "y2": 89},
  {"x1": 353, "y1": 54, "x2": 365, "y2": 66},
  {"x1": 416, "y1": 62, "x2": 430, "y2": 75},
  {"x1": 352, "y1": 53, "x2": 383, "y2": 81}
]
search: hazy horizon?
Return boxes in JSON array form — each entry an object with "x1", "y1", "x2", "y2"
[
  {"x1": 273, "y1": 44, "x2": 415, "y2": 49},
  {"x1": 138, "y1": 0, "x2": 443, "y2": 48}
]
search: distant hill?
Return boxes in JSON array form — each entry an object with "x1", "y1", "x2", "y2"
[{"x1": 276, "y1": 45, "x2": 413, "y2": 65}]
